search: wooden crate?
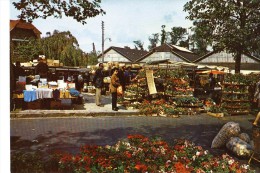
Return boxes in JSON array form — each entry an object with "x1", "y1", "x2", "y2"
[
  {"x1": 50, "y1": 100, "x2": 61, "y2": 109},
  {"x1": 27, "y1": 100, "x2": 42, "y2": 110}
]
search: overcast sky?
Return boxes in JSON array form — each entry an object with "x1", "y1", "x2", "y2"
[{"x1": 10, "y1": 0, "x2": 192, "y2": 53}]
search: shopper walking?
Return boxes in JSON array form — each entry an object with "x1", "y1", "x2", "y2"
[
  {"x1": 93, "y1": 63, "x2": 104, "y2": 107},
  {"x1": 109, "y1": 68, "x2": 120, "y2": 111}
]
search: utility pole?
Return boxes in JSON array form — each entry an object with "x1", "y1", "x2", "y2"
[
  {"x1": 101, "y1": 21, "x2": 104, "y2": 63},
  {"x1": 92, "y1": 42, "x2": 97, "y2": 56}
]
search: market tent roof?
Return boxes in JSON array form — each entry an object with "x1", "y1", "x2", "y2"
[
  {"x1": 197, "y1": 64, "x2": 229, "y2": 71},
  {"x1": 196, "y1": 70, "x2": 226, "y2": 74}
]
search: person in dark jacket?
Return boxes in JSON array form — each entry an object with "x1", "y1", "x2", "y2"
[
  {"x1": 14, "y1": 61, "x2": 26, "y2": 79},
  {"x1": 35, "y1": 57, "x2": 49, "y2": 78},
  {"x1": 109, "y1": 67, "x2": 120, "y2": 111},
  {"x1": 93, "y1": 63, "x2": 104, "y2": 107}
]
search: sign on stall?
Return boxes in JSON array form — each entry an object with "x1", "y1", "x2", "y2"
[{"x1": 146, "y1": 70, "x2": 157, "y2": 95}]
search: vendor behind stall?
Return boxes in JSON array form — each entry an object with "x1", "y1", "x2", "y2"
[
  {"x1": 14, "y1": 61, "x2": 26, "y2": 79},
  {"x1": 35, "y1": 57, "x2": 49, "y2": 78}
]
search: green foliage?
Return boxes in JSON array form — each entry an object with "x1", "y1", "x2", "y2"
[
  {"x1": 13, "y1": 30, "x2": 89, "y2": 66},
  {"x1": 189, "y1": 26, "x2": 212, "y2": 56},
  {"x1": 184, "y1": 0, "x2": 260, "y2": 73},
  {"x1": 41, "y1": 30, "x2": 84, "y2": 66},
  {"x1": 225, "y1": 73, "x2": 258, "y2": 85},
  {"x1": 11, "y1": 151, "x2": 44, "y2": 173},
  {"x1": 13, "y1": 38, "x2": 43, "y2": 62},
  {"x1": 148, "y1": 33, "x2": 159, "y2": 51},
  {"x1": 169, "y1": 27, "x2": 187, "y2": 45},
  {"x1": 160, "y1": 25, "x2": 168, "y2": 45},
  {"x1": 87, "y1": 51, "x2": 99, "y2": 65},
  {"x1": 13, "y1": 0, "x2": 105, "y2": 25},
  {"x1": 208, "y1": 105, "x2": 226, "y2": 113},
  {"x1": 133, "y1": 40, "x2": 144, "y2": 51}
]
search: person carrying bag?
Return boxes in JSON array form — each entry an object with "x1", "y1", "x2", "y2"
[{"x1": 109, "y1": 68, "x2": 120, "y2": 111}]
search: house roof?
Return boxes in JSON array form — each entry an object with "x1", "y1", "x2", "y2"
[
  {"x1": 194, "y1": 50, "x2": 260, "y2": 63},
  {"x1": 10, "y1": 19, "x2": 42, "y2": 38},
  {"x1": 99, "y1": 46, "x2": 148, "y2": 62},
  {"x1": 137, "y1": 43, "x2": 200, "y2": 63}
]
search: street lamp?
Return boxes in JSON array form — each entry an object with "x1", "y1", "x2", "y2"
[{"x1": 102, "y1": 37, "x2": 111, "y2": 63}]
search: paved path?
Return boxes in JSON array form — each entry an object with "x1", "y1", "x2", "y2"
[{"x1": 11, "y1": 93, "x2": 139, "y2": 118}]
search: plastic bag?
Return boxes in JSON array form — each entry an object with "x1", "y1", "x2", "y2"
[
  {"x1": 117, "y1": 85, "x2": 123, "y2": 96},
  {"x1": 211, "y1": 122, "x2": 240, "y2": 148},
  {"x1": 226, "y1": 137, "x2": 253, "y2": 157},
  {"x1": 238, "y1": 133, "x2": 250, "y2": 143}
]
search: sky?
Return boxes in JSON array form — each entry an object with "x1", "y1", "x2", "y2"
[{"x1": 10, "y1": 0, "x2": 192, "y2": 53}]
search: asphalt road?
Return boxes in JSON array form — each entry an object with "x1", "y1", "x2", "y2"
[
  {"x1": 11, "y1": 114, "x2": 255, "y2": 155},
  {"x1": 11, "y1": 114, "x2": 260, "y2": 172}
]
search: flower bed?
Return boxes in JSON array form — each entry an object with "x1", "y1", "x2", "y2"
[{"x1": 57, "y1": 135, "x2": 255, "y2": 173}]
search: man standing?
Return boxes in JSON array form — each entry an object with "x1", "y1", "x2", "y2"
[
  {"x1": 35, "y1": 57, "x2": 49, "y2": 78},
  {"x1": 93, "y1": 63, "x2": 104, "y2": 107}
]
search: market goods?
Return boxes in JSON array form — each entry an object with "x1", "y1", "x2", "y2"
[
  {"x1": 211, "y1": 122, "x2": 240, "y2": 148},
  {"x1": 226, "y1": 137, "x2": 253, "y2": 157},
  {"x1": 238, "y1": 133, "x2": 251, "y2": 143}
]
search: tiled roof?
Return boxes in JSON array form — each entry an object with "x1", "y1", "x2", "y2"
[
  {"x1": 137, "y1": 43, "x2": 200, "y2": 62},
  {"x1": 10, "y1": 19, "x2": 42, "y2": 37},
  {"x1": 100, "y1": 46, "x2": 148, "y2": 62}
]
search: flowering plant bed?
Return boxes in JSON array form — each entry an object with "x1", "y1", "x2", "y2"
[{"x1": 57, "y1": 135, "x2": 255, "y2": 173}]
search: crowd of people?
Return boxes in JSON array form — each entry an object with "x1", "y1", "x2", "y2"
[{"x1": 92, "y1": 62, "x2": 138, "y2": 111}]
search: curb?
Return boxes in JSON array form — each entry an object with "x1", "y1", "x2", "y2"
[{"x1": 10, "y1": 110, "x2": 140, "y2": 118}]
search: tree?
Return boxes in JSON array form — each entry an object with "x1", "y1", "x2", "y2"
[
  {"x1": 189, "y1": 26, "x2": 212, "y2": 56},
  {"x1": 169, "y1": 27, "x2": 187, "y2": 45},
  {"x1": 184, "y1": 0, "x2": 260, "y2": 73},
  {"x1": 133, "y1": 40, "x2": 144, "y2": 50},
  {"x1": 12, "y1": 0, "x2": 105, "y2": 25},
  {"x1": 148, "y1": 33, "x2": 159, "y2": 51},
  {"x1": 160, "y1": 25, "x2": 168, "y2": 45},
  {"x1": 41, "y1": 30, "x2": 83, "y2": 66},
  {"x1": 14, "y1": 38, "x2": 43, "y2": 62},
  {"x1": 14, "y1": 30, "x2": 86, "y2": 66},
  {"x1": 87, "y1": 51, "x2": 99, "y2": 65}
]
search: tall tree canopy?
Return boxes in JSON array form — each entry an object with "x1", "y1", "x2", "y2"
[
  {"x1": 12, "y1": 0, "x2": 105, "y2": 24},
  {"x1": 184, "y1": 0, "x2": 260, "y2": 73},
  {"x1": 41, "y1": 30, "x2": 83, "y2": 66},
  {"x1": 189, "y1": 26, "x2": 212, "y2": 56},
  {"x1": 14, "y1": 30, "x2": 91, "y2": 66},
  {"x1": 148, "y1": 33, "x2": 159, "y2": 51},
  {"x1": 160, "y1": 25, "x2": 168, "y2": 45},
  {"x1": 169, "y1": 27, "x2": 187, "y2": 45},
  {"x1": 133, "y1": 40, "x2": 144, "y2": 50}
]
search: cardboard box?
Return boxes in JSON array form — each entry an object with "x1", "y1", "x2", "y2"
[{"x1": 13, "y1": 93, "x2": 24, "y2": 99}]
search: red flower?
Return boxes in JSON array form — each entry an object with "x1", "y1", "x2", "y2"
[
  {"x1": 174, "y1": 162, "x2": 191, "y2": 173},
  {"x1": 125, "y1": 151, "x2": 132, "y2": 159},
  {"x1": 135, "y1": 164, "x2": 148, "y2": 172}
]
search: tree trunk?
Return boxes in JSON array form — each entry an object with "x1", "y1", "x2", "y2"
[{"x1": 234, "y1": 51, "x2": 242, "y2": 74}]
